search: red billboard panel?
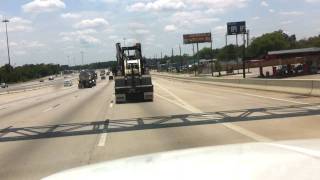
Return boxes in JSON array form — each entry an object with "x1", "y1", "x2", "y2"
[{"x1": 183, "y1": 33, "x2": 212, "y2": 44}]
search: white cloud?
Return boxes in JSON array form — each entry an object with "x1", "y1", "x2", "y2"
[
  {"x1": 59, "y1": 29, "x2": 100, "y2": 45},
  {"x1": 0, "y1": 17, "x2": 33, "y2": 32},
  {"x1": 100, "y1": 0, "x2": 118, "y2": 3},
  {"x1": 22, "y1": 0, "x2": 66, "y2": 13},
  {"x1": 74, "y1": 18, "x2": 109, "y2": 29},
  {"x1": 21, "y1": 40, "x2": 45, "y2": 48},
  {"x1": 213, "y1": 25, "x2": 225, "y2": 32},
  {"x1": 164, "y1": 24, "x2": 177, "y2": 32},
  {"x1": 261, "y1": 1, "x2": 269, "y2": 7},
  {"x1": 126, "y1": 38, "x2": 138, "y2": 45},
  {"x1": 0, "y1": 40, "x2": 45, "y2": 51},
  {"x1": 269, "y1": 9, "x2": 275, "y2": 13},
  {"x1": 170, "y1": 11, "x2": 220, "y2": 28},
  {"x1": 125, "y1": 23, "x2": 146, "y2": 35},
  {"x1": 79, "y1": 35, "x2": 100, "y2": 45},
  {"x1": 108, "y1": 35, "x2": 118, "y2": 39},
  {"x1": 279, "y1": 11, "x2": 304, "y2": 16},
  {"x1": 127, "y1": 0, "x2": 248, "y2": 12},
  {"x1": 281, "y1": 20, "x2": 293, "y2": 25},
  {"x1": 128, "y1": 23, "x2": 150, "y2": 35},
  {"x1": 305, "y1": 0, "x2": 320, "y2": 3},
  {"x1": 252, "y1": 16, "x2": 260, "y2": 20},
  {"x1": 61, "y1": 13, "x2": 82, "y2": 19},
  {"x1": 127, "y1": 0, "x2": 186, "y2": 12}
]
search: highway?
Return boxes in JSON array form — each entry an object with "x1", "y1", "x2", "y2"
[
  {"x1": 0, "y1": 76, "x2": 69, "y2": 94},
  {"x1": 1, "y1": 75, "x2": 320, "y2": 179}
]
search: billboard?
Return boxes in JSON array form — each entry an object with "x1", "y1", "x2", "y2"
[
  {"x1": 183, "y1": 33, "x2": 212, "y2": 44},
  {"x1": 227, "y1": 21, "x2": 246, "y2": 35}
]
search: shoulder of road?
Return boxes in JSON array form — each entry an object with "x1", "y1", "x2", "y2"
[{"x1": 152, "y1": 72, "x2": 320, "y2": 97}]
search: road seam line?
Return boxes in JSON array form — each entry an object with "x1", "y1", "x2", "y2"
[
  {"x1": 42, "y1": 104, "x2": 61, "y2": 113},
  {"x1": 154, "y1": 81, "x2": 272, "y2": 142}
]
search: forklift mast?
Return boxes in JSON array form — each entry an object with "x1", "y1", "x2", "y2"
[{"x1": 116, "y1": 43, "x2": 145, "y2": 76}]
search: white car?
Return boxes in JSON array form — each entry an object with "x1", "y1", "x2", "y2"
[
  {"x1": 64, "y1": 80, "x2": 73, "y2": 87},
  {"x1": 1, "y1": 83, "x2": 8, "y2": 88}
]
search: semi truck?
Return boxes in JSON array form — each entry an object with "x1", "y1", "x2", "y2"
[
  {"x1": 114, "y1": 43, "x2": 153, "y2": 103},
  {"x1": 78, "y1": 70, "x2": 96, "y2": 88}
]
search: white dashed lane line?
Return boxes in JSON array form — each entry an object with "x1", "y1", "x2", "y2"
[
  {"x1": 42, "y1": 104, "x2": 61, "y2": 113},
  {"x1": 97, "y1": 102, "x2": 113, "y2": 147}
]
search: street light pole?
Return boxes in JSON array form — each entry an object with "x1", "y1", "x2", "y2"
[
  {"x1": 80, "y1": 51, "x2": 84, "y2": 67},
  {"x1": 2, "y1": 18, "x2": 11, "y2": 67},
  {"x1": 67, "y1": 55, "x2": 70, "y2": 66}
]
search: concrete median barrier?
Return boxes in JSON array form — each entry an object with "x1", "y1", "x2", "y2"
[
  {"x1": 152, "y1": 73, "x2": 320, "y2": 97},
  {"x1": 311, "y1": 81, "x2": 320, "y2": 96}
]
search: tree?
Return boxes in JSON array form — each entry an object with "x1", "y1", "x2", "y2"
[
  {"x1": 296, "y1": 35, "x2": 320, "y2": 48},
  {"x1": 217, "y1": 45, "x2": 239, "y2": 62},
  {"x1": 247, "y1": 30, "x2": 292, "y2": 58},
  {"x1": 195, "y1": 47, "x2": 215, "y2": 59}
]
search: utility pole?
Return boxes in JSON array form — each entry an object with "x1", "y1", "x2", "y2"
[
  {"x1": 67, "y1": 55, "x2": 70, "y2": 67},
  {"x1": 193, "y1": 44, "x2": 195, "y2": 76},
  {"x1": 242, "y1": 34, "x2": 246, "y2": 78},
  {"x1": 236, "y1": 34, "x2": 240, "y2": 74},
  {"x1": 196, "y1": 43, "x2": 199, "y2": 76},
  {"x1": 73, "y1": 56, "x2": 76, "y2": 66},
  {"x1": 2, "y1": 18, "x2": 11, "y2": 68},
  {"x1": 225, "y1": 33, "x2": 228, "y2": 46},
  {"x1": 171, "y1": 48, "x2": 174, "y2": 72},
  {"x1": 80, "y1": 51, "x2": 84, "y2": 67},
  {"x1": 179, "y1": 44, "x2": 182, "y2": 72}
]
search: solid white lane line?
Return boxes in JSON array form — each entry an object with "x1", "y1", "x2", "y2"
[
  {"x1": 154, "y1": 82, "x2": 202, "y2": 113},
  {"x1": 223, "y1": 123, "x2": 272, "y2": 142},
  {"x1": 98, "y1": 133, "x2": 108, "y2": 147},
  {"x1": 154, "y1": 81, "x2": 272, "y2": 142}
]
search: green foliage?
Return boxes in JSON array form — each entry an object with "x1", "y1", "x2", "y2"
[
  {"x1": 195, "y1": 47, "x2": 215, "y2": 59},
  {"x1": 0, "y1": 64, "x2": 60, "y2": 83},
  {"x1": 217, "y1": 45, "x2": 240, "y2": 61},
  {"x1": 0, "y1": 61, "x2": 117, "y2": 83},
  {"x1": 247, "y1": 30, "x2": 292, "y2": 58},
  {"x1": 296, "y1": 35, "x2": 320, "y2": 48}
]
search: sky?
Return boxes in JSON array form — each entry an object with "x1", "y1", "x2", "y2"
[{"x1": 0, "y1": 0, "x2": 319, "y2": 66}]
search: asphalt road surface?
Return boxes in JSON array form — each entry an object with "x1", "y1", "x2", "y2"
[
  {"x1": 0, "y1": 75, "x2": 77, "y2": 94},
  {"x1": 1, "y1": 75, "x2": 320, "y2": 179}
]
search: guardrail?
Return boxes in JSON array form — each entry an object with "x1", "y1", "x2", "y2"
[{"x1": 153, "y1": 73, "x2": 320, "y2": 97}]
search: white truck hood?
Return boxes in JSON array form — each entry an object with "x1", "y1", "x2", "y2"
[{"x1": 43, "y1": 139, "x2": 320, "y2": 180}]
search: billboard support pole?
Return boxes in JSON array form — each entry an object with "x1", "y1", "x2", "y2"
[
  {"x1": 236, "y1": 34, "x2": 239, "y2": 74},
  {"x1": 193, "y1": 44, "x2": 195, "y2": 76},
  {"x1": 242, "y1": 34, "x2": 246, "y2": 78},
  {"x1": 225, "y1": 33, "x2": 228, "y2": 46},
  {"x1": 196, "y1": 43, "x2": 199, "y2": 76}
]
